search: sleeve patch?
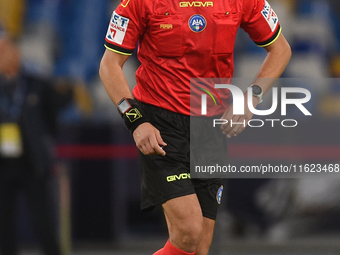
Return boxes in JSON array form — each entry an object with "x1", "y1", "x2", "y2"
[
  {"x1": 261, "y1": 1, "x2": 279, "y2": 32},
  {"x1": 105, "y1": 11, "x2": 130, "y2": 45}
]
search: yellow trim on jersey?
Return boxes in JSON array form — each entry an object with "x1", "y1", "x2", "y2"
[
  {"x1": 121, "y1": 0, "x2": 131, "y2": 8},
  {"x1": 104, "y1": 45, "x2": 133, "y2": 56},
  {"x1": 257, "y1": 27, "x2": 282, "y2": 48}
]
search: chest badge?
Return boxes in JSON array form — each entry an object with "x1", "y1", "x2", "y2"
[{"x1": 188, "y1": 14, "x2": 206, "y2": 33}]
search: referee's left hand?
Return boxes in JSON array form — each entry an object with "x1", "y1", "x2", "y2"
[
  {"x1": 220, "y1": 92, "x2": 259, "y2": 138},
  {"x1": 133, "y1": 123, "x2": 167, "y2": 156}
]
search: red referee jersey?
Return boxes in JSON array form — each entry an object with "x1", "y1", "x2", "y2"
[{"x1": 104, "y1": 0, "x2": 281, "y2": 116}]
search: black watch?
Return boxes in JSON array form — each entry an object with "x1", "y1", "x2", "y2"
[
  {"x1": 250, "y1": 85, "x2": 263, "y2": 104},
  {"x1": 117, "y1": 97, "x2": 150, "y2": 133}
]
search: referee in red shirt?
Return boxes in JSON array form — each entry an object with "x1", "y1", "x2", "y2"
[{"x1": 99, "y1": 0, "x2": 291, "y2": 254}]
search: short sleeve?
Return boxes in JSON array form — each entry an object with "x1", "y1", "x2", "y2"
[
  {"x1": 241, "y1": 0, "x2": 281, "y2": 47},
  {"x1": 104, "y1": 0, "x2": 146, "y2": 55}
]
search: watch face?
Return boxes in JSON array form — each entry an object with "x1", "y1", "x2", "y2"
[
  {"x1": 252, "y1": 85, "x2": 262, "y2": 95},
  {"x1": 118, "y1": 98, "x2": 132, "y2": 114}
]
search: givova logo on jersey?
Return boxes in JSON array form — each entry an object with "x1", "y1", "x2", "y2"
[
  {"x1": 262, "y1": 0, "x2": 279, "y2": 32},
  {"x1": 189, "y1": 14, "x2": 207, "y2": 32}
]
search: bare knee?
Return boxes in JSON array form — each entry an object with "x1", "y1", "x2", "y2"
[
  {"x1": 170, "y1": 216, "x2": 203, "y2": 252},
  {"x1": 163, "y1": 194, "x2": 204, "y2": 252}
]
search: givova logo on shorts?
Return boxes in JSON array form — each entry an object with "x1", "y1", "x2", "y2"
[{"x1": 167, "y1": 173, "x2": 191, "y2": 182}]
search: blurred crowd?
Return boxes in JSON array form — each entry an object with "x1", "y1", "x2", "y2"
[{"x1": 1, "y1": 0, "x2": 340, "y2": 253}]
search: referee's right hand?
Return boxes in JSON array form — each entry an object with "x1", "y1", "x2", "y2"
[{"x1": 133, "y1": 123, "x2": 167, "y2": 156}]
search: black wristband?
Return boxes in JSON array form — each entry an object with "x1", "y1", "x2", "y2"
[{"x1": 117, "y1": 98, "x2": 150, "y2": 133}]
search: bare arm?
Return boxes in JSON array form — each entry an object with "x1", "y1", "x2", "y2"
[
  {"x1": 99, "y1": 49, "x2": 166, "y2": 155},
  {"x1": 253, "y1": 33, "x2": 292, "y2": 95},
  {"x1": 221, "y1": 34, "x2": 292, "y2": 138},
  {"x1": 99, "y1": 49, "x2": 132, "y2": 104}
]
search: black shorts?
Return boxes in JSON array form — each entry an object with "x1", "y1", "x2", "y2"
[{"x1": 138, "y1": 102, "x2": 227, "y2": 220}]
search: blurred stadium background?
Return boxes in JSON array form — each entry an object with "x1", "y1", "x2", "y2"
[{"x1": 1, "y1": 0, "x2": 340, "y2": 254}]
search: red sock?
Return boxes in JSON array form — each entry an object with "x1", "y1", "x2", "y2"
[{"x1": 153, "y1": 240, "x2": 196, "y2": 255}]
